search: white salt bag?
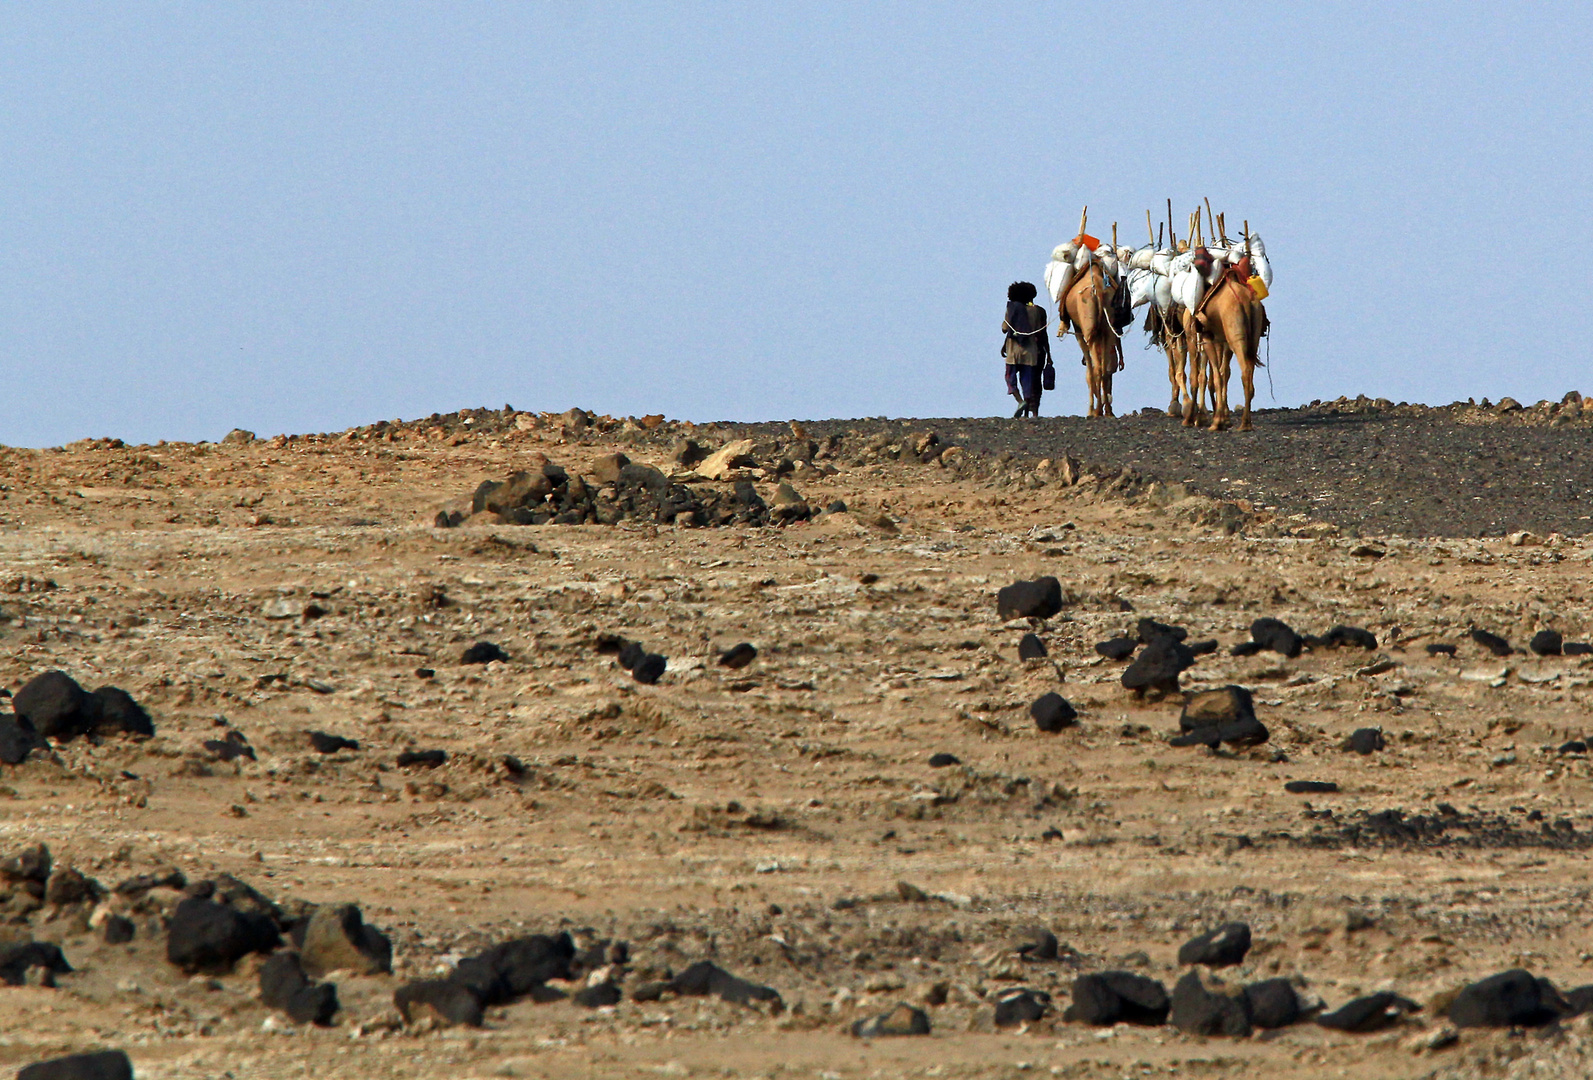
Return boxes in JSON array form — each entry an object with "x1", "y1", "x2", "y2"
[{"x1": 1044, "y1": 260, "x2": 1076, "y2": 305}]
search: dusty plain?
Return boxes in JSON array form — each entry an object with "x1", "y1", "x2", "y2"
[{"x1": 1, "y1": 401, "x2": 1593, "y2": 1079}]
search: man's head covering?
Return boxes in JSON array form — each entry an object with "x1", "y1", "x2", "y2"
[{"x1": 1008, "y1": 281, "x2": 1038, "y2": 304}]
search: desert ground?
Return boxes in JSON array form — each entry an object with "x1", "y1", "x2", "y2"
[{"x1": 3, "y1": 398, "x2": 1593, "y2": 1079}]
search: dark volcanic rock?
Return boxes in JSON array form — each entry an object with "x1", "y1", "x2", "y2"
[
  {"x1": 0, "y1": 716, "x2": 38, "y2": 764},
  {"x1": 1017, "y1": 633, "x2": 1047, "y2": 660},
  {"x1": 927, "y1": 753, "x2": 960, "y2": 768},
  {"x1": 1230, "y1": 640, "x2": 1264, "y2": 657},
  {"x1": 1135, "y1": 618, "x2": 1187, "y2": 644},
  {"x1": 632, "y1": 653, "x2": 668, "y2": 685},
  {"x1": 617, "y1": 641, "x2": 646, "y2": 670},
  {"x1": 996, "y1": 577, "x2": 1063, "y2": 621},
  {"x1": 994, "y1": 987, "x2": 1052, "y2": 1026},
  {"x1": 1012, "y1": 925, "x2": 1058, "y2": 961},
  {"x1": 1566, "y1": 642, "x2": 1593, "y2": 656},
  {"x1": 1095, "y1": 637, "x2": 1137, "y2": 661},
  {"x1": 1029, "y1": 692, "x2": 1077, "y2": 732},
  {"x1": 1470, "y1": 628, "x2": 1512, "y2": 656},
  {"x1": 1560, "y1": 740, "x2": 1588, "y2": 755},
  {"x1": 1064, "y1": 971, "x2": 1169, "y2": 1026},
  {"x1": 1250, "y1": 618, "x2": 1303, "y2": 658},
  {"x1": 460, "y1": 641, "x2": 508, "y2": 665},
  {"x1": 165, "y1": 897, "x2": 280, "y2": 973},
  {"x1": 16, "y1": 1050, "x2": 134, "y2": 1080},
  {"x1": 1425, "y1": 643, "x2": 1458, "y2": 656},
  {"x1": 1122, "y1": 637, "x2": 1197, "y2": 697},
  {"x1": 45, "y1": 866, "x2": 104, "y2": 907},
  {"x1": 1285, "y1": 780, "x2": 1339, "y2": 794},
  {"x1": 259, "y1": 951, "x2": 339, "y2": 1025},
  {"x1": 1179, "y1": 687, "x2": 1255, "y2": 731},
  {"x1": 1169, "y1": 971, "x2": 1251, "y2": 1036},
  {"x1": 1319, "y1": 625, "x2": 1377, "y2": 649},
  {"x1": 1343, "y1": 728, "x2": 1386, "y2": 755},
  {"x1": 299, "y1": 903, "x2": 392, "y2": 978},
  {"x1": 308, "y1": 731, "x2": 359, "y2": 754},
  {"x1": 1170, "y1": 715, "x2": 1268, "y2": 750},
  {"x1": 13, "y1": 671, "x2": 94, "y2": 741},
  {"x1": 1178, "y1": 923, "x2": 1252, "y2": 968},
  {"x1": 851, "y1": 1002, "x2": 931, "y2": 1037},
  {"x1": 203, "y1": 730, "x2": 255, "y2": 762},
  {"x1": 719, "y1": 643, "x2": 758, "y2": 669},
  {"x1": 90, "y1": 687, "x2": 154, "y2": 737},
  {"x1": 2, "y1": 842, "x2": 51, "y2": 883},
  {"x1": 1317, "y1": 991, "x2": 1417, "y2": 1032},
  {"x1": 102, "y1": 915, "x2": 136, "y2": 945},
  {"x1": 450, "y1": 933, "x2": 576, "y2": 1006},
  {"x1": 670, "y1": 960, "x2": 783, "y2": 1011},
  {"x1": 1530, "y1": 629, "x2": 1565, "y2": 656},
  {"x1": 395, "y1": 978, "x2": 484, "y2": 1027},
  {"x1": 1447, "y1": 969, "x2": 1564, "y2": 1028},
  {"x1": 397, "y1": 749, "x2": 446, "y2": 768},
  {"x1": 573, "y1": 981, "x2": 623, "y2": 1008},
  {"x1": 1244, "y1": 978, "x2": 1302, "y2": 1028},
  {"x1": 0, "y1": 941, "x2": 73, "y2": 986}
]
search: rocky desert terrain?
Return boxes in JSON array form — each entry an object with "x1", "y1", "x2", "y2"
[{"x1": 2, "y1": 399, "x2": 1593, "y2": 1080}]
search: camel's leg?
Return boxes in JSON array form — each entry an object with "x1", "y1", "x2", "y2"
[
  {"x1": 1209, "y1": 345, "x2": 1233, "y2": 431},
  {"x1": 1214, "y1": 300, "x2": 1255, "y2": 431},
  {"x1": 1101, "y1": 340, "x2": 1115, "y2": 417},
  {"x1": 1166, "y1": 341, "x2": 1181, "y2": 417}
]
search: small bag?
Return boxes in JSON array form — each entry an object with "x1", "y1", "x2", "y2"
[{"x1": 1042, "y1": 363, "x2": 1056, "y2": 391}]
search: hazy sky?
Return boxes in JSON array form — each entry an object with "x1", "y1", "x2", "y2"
[{"x1": 3, "y1": 3, "x2": 1589, "y2": 445}]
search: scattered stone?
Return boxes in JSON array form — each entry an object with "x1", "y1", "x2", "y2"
[
  {"x1": 1469, "y1": 628, "x2": 1512, "y2": 657},
  {"x1": 2, "y1": 842, "x2": 51, "y2": 884},
  {"x1": 572, "y1": 981, "x2": 623, "y2": 1008},
  {"x1": 115, "y1": 868, "x2": 184, "y2": 896},
  {"x1": 1136, "y1": 618, "x2": 1187, "y2": 644},
  {"x1": 0, "y1": 941, "x2": 73, "y2": 986},
  {"x1": 669, "y1": 960, "x2": 782, "y2": 1011},
  {"x1": 1244, "y1": 978, "x2": 1303, "y2": 1028},
  {"x1": 769, "y1": 483, "x2": 812, "y2": 524},
  {"x1": 165, "y1": 896, "x2": 280, "y2": 974},
  {"x1": 1122, "y1": 637, "x2": 1197, "y2": 697},
  {"x1": 1095, "y1": 637, "x2": 1137, "y2": 661},
  {"x1": 1447, "y1": 969, "x2": 1564, "y2": 1028},
  {"x1": 1017, "y1": 633, "x2": 1047, "y2": 660},
  {"x1": 1029, "y1": 692, "x2": 1077, "y2": 732},
  {"x1": 451, "y1": 934, "x2": 575, "y2": 1006},
  {"x1": 896, "y1": 881, "x2": 929, "y2": 902},
  {"x1": 0, "y1": 716, "x2": 38, "y2": 764},
  {"x1": 16, "y1": 1050, "x2": 134, "y2": 1080},
  {"x1": 102, "y1": 915, "x2": 135, "y2": 944},
  {"x1": 1317, "y1": 991, "x2": 1418, "y2": 1032},
  {"x1": 45, "y1": 866, "x2": 104, "y2": 907},
  {"x1": 203, "y1": 730, "x2": 255, "y2": 762},
  {"x1": 1344, "y1": 728, "x2": 1386, "y2": 755},
  {"x1": 1560, "y1": 740, "x2": 1588, "y2": 755},
  {"x1": 394, "y1": 978, "x2": 484, "y2": 1027},
  {"x1": 1230, "y1": 641, "x2": 1264, "y2": 657},
  {"x1": 1180, "y1": 686, "x2": 1255, "y2": 731},
  {"x1": 1319, "y1": 625, "x2": 1377, "y2": 649},
  {"x1": 1425, "y1": 643, "x2": 1457, "y2": 656},
  {"x1": 307, "y1": 731, "x2": 359, "y2": 754},
  {"x1": 997, "y1": 577, "x2": 1064, "y2": 621},
  {"x1": 1178, "y1": 923, "x2": 1252, "y2": 968},
  {"x1": 1169, "y1": 971, "x2": 1251, "y2": 1037},
  {"x1": 851, "y1": 1002, "x2": 930, "y2": 1037},
  {"x1": 258, "y1": 951, "x2": 339, "y2": 1025},
  {"x1": 698, "y1": 439, "x2": 757, "y2": 480},
  {"x1": 1063, "y1": 972, "x2": 1170, "y2": 1026},
  {"x1": 299, "y1": 903, "x2": 392, "y2": 978},
  {"x1": 14, "y1": 671, "x2": 94, "y2": 741},
  {"x1": 617, "y1": 641, "x2": 646, "y2": 670},
  {"x1": 1250, "y1": 618, "x2": 1304, "y2": 658},
  {"x1": 994, "y1": 987, "x2": 1052, "y2": 1027},
  {"x1": 1013, "y1": 926, "x2": 1058, "y2": 961},
  {"x1": 1186, "y1": 639, "x2": 1218, "y2": 656},
  {"x1": 1531, "y1": 629, "x2": 1565, "y2": 656},
  {"x1": 589, "y1": 452, "x2": 630, "y2": 484},
  {"x1": 1285, "y1": 780, "x2": 1339, "y2": 794},
  {"x1": 1170, "y1": 712, "x2": 1268, "y2": 750},
  {"x1": 91, "y1": 687, "x2": 154, "y2": 737},
  {"x1": 397, "y1": 749, "x2": 446, "y2": 769},
  {"x1": 719, "y1": 643, "x2": 757, "y2": 669},
  {"x1": 1566, "y1": 642, "x2": 1593, "y2": 656},
  {"x1": 927, "y1": 753, "x2": 959, "y2": 768},
  {"x1": 460, "y1": 641, "x2": 508, "y2": 665},
  {"x1": 632, "y1": 653, "x2": 668, "y2": 685}
]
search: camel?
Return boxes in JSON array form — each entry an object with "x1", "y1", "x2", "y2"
[
  {"x1": 1146, "y1": 302, "x2": 1195, "y2": 419},
  {"x1": 1059, "y1": 262, "x2": 1122, "y2": 417},
  {"x1": 1191, "y1": 270, "x2": 1266, "y2": 431}
]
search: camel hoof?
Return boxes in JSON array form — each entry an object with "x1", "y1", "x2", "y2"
[
  {"x1": 1167, "y1": 406, "x2": 1181, "y2": 418},
  {"x1": 1238, "y1": 421, "x2": 1253, "y2": 432}
]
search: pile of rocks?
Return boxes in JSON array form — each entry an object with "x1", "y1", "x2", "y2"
[{"x1": 2, "y1": 670, "x2": 153, "y2": 762}]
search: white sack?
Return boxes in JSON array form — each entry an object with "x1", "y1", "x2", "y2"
[
  {"x1": 1044, "y1": 260, "x2": 1075, "y2": 305},
  {"x1": 1172, "y1": 269, "x2": 1205, "y2": 311},
  {"x1": 1252, "y1": 252, "x2": 1273, "y2": 288},
  {"x1": 1150, "y1": 252, "x2": 1173, "y2": 276},
  {"x1": 1247, "y1": 233, "x2": 1267, "y2": 259},
  {"x1": 1154, "y1": 274, "x2": 1173, "y2": 314},
  {"x1": 1073, "y1": 246, "x2": 1092, "y2": 272},
  {"x1": 1098, "y1": 250, "x2": 1119, "y2": 282},
  {"x1": 1128, "y1": 246, "x2": 1156, "y2": 271},
  {"x1": 1127, "y1": 267, "x2": 1158, "y2": 309},
  {"x1": 1052, "y1": 242, "x2": 1077, "y2": 264}
]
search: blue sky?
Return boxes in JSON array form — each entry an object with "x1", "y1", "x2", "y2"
[{"x1": 2, "y1": 3, "x2": 1589, "y2": 444}]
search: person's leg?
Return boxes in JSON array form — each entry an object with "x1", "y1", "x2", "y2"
[
  {"x1": 1007, "y1": 365, "x2": 1026, "y2": 417},
  {"x1": 1020, "y1": 365, "x2": 1041, "y2": 416}
]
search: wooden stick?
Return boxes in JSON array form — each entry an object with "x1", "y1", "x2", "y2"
[
  {"x1": 1112, "y1": 222, "x2": 1118, "y2": 250},
  {"x1": 1078, "y1": 206, "x2": 1088, "y2": 238},
  {"x1": 1147, "y1": 209, "x2": 1155, "y2": 246},
  {"x1": 1244, "y1": 219, "x2": 1251, "y2": 259},
  {"x1": 1157, "y1": 223, "x2": 1164, "y2": 249},
  {"x1": 1204, "y1": 197, "x2": 1215, "y2": 241},
  {"x1": 1216, "y1": 212, "x2": 1227, "y2": 245},
  {"x1": 1167, "y1": 198, "x2": 1175, "y2": 248}
]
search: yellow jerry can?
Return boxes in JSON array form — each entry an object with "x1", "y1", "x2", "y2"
[{"x1": 1248, "y1": 275, "x2": 1269, "y2": 301}]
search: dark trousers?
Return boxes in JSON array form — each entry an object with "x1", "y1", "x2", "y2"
[{"x1": 1006, "y1": 363, "x2": 1042, "y2": 407}]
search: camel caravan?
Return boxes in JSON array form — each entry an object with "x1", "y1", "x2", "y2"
[{"x1": 1044, "y1": 200, "x2": 1273, "y2": 430}]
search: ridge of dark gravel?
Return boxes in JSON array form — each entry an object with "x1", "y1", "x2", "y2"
[{"x1": 735, "y1": 407, "x2": 1593, "y2": 538}]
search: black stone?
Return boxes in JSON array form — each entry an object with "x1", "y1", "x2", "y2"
[
  {"x1": 203, "y1": 731, "x2": 255, "y2": 761},
  {"x1": 115, "y1": 869, "x2": 184, "y2": 896},
  {"x1": 719, "y1": 643, "x2": 758, "y2": 669},
  {"x1": 994, "y1": 987, "x2": 1052, "y2": 1026},
  {"x1": 0, "y1": 716, "x2": 37, "y2": 765},
  {"x1": 1017, "y1": 633, "x2": 1047, "y2": 660},
  {"x1": 1448, "y1": 969, "x2": 1562, "y2": 1028},
  {"x1": 1230, "y1": 640, "x2": 1264, "y2": 657},
  {"x1": 1186, "y1": 639, "x2": 1218, "y2": 656},
  {"x1": 1530, "y1": 629, "x2": 1565, "y2": 656},
  {"x1": 1470, "y1": 628, "x2": 1512, "y2": 656},
  {"x1": 394, "y1": 979, "x2": 484, "y2": 1027},
  {"x1": 102, "y1": 915, "x2": 136, "y2": 945},
  {"x1": 17, "y1": 1050, "x2": 134, "y2": 1080},
  {"x1": 616, "y1": 641, "x2": 646, "y2": 670},
  {"x1": 258, "y1": 951, "x2": 339, "y2": 1026},
  {"x1": 1178, "y1": 923, "x2": 1251, "y2": 968},
  {"x1": 457, "y1": 933, "x2": 575, "y2": 1004},
  {"x1": 1064, "y1": 971, "x2": 1169, "y2": 1026},
  {"x1": 1317, "y1": 991, "x2": 1417, "y2": 1032},
  {"x1": 1285, "y1": 780, "x2": 1339, "y2": 794},
  {"x1": 1169, "y1": 971, "x2": 1251, "y2": 1037},
  {"x1": 460, "y1": 641, "x2": 508, "y2": 665},
  {"x1": 1122, "y1": 637, "x2": 1197, "y2": 696},
  {"x1": 1566, "y1": 642, "x2": 1593, "y2": 656},
  {"x1": 573, "y1": 981, "x2": 623, "y2": 1008},
  {"x1": 165, "y1": 897, "x2": 280, "y2": 974},
  {"x1": 1250, "y1": 618, "x2": 1303, "y2": 658},
  {"x1": 1343, "y1": 728, "x2": 1386, "y2": 755},
  {"x1": 1425, "y1": 642, "x2": 1457, "y2": 656},
  {"x1": 669, "y1": 960, "x2": 783, "y2": 1010},
  {"x1": 1135, "y1": 618, "x2": 1187, "y2": 644},
  {"x1": 1559, "y1": 741, "x2": 1588, "y2": 755},
  {"x1": 1562, "y1": 984, "x2": 1593, "y2": 1017},
  {"x1": 13, "y1": 671, "x2": 94, "y2": 741},
  {"x1": 996, "y1": 577, "x2": 1063, "y2": 621},
  {"x1": 1320, "y1": 625, "x2": 1377, "y2": 649},
  {"x1": 1169, "y1": 716, "x2": 1268, "y2": 750},
  {"x1": 396, "y1": 749, "x2": 446, "y2": 768},
  {"x1": 1030, "y1": 693, "x2": 1077, "y2": 733},
  {"x1": 1095, "y1": 637, "x2": 1137, "y2": 661},
  {"x1": 308, "y1": 731, "x2": 359, "y2": 754},
  {"x1": 594, "y1": 633, "x2": 629, "y2": 655},
  {"x1": 927, "y1": 753, "x2": 959, "y2": 768},
  {"x1": 90, "y1": 687, "x2": 154, "y2": 737},
  {"x1": 632, "y1": 653, "x2": 667, "y2": 685},
  {"x1": 1012, "y1": 926, "x2": 1058, "y2": 961},
  {"x1": 0, "y1": 941, "x2": 73, "y2": 986},
  {"x1": 1243, "y1": 978, "x2": 1302, "y2": 1028}
]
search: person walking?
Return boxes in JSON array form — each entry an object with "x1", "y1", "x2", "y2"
[{"x1": 1002, "y1": 281, "x2": 1053, "y2": 417}]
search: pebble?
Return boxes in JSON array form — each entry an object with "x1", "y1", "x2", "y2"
[
  {"x1": 16, "y1": 1050, "x2": 134, "y2": 1080},
  {"x1": 1029, "y1": 692, "x2": 1077, "y2": 732},
  {"x1": 1177, "y1": 923, "x2": 1252, "y2": 968},
  {"x1": 996, "y1": 577, "x2": 1063, "y2": 621},
  {"x1": 851, "y1": 1002, "x2": 930, "y2": 1037},
  {"x1": 1017, "y1": 633, "x2": 1047, "y2": 660},
  {"x1": 1343, "y1": 728, "x2": 1386, "y2": 755}
]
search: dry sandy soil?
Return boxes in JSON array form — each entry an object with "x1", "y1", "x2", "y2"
[{"x1": 2, "y1": 406, "x2": 1593, "y2": 1079}]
